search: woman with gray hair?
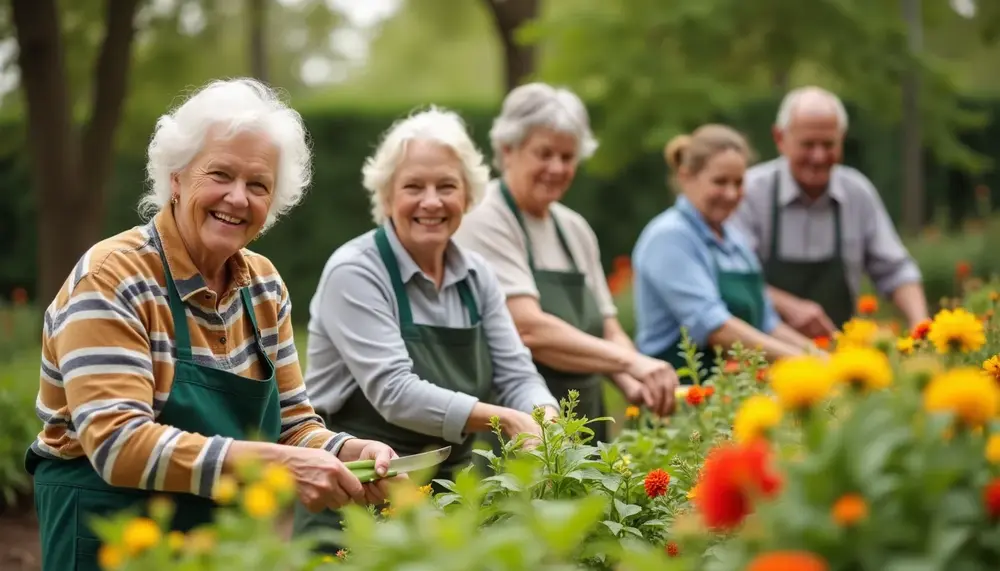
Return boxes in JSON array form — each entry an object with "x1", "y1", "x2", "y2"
[
  {"x1": 292, "y1": 106, "x2": 559, "y2": 551},
  {"x1": 453, "y1": 83, "x2": 679, "y2": 442},
  {"x1": 26, "y1": 78, "x2": 399, "y2": 571}
]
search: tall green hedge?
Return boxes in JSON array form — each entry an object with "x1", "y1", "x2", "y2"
[{"x1": 2, "y1": 96, "x2": 999, "y2": 324}]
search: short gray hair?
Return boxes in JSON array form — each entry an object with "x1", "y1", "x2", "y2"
[
  {"x1": 775, "y1": 86, "x2": 849, "y2": 132},
  {"x1": 139, "y1": 78, "x2": 313, "y2": 232},
  {"x1": 362, "y1": 106, "x2": 491, "y2": 225},
  {"x1": 489, "y1": 82, "x2": 599, "y2": 171}
]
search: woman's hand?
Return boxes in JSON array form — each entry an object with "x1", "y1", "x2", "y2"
[{"x1": 337, "y1": 438, "x2": 407, "y2": 505}]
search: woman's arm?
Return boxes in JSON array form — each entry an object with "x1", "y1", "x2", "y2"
[{"x1": 706, "y1": 318, "x2": 806, "y2": 361}]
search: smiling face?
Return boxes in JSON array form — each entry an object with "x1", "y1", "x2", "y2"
[
  {"x1": 171, "y1": 128, "x2": 278, "y2": 271},
  {"x1": 774, "y1": 111, "x2": 843, "y2": 195},
  {"x1": 682, "y1": 148, "x2": 748, "y2": 229},
  {"x1": 501, "y1": 127, "x2": 579, "y2": 215},
  {"x1": 386, "y1": 139, "x2": 468, "y2": 256}
]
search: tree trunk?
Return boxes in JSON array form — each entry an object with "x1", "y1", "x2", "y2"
[
  {"x1": 481, "y1": 0, "x2": 539, "y2": 91},
  {"x1": 900, "y1": 0, "x2": 924, "y2": 236},
  {"x1": 248, "y1": 0, "x2": 268, "y2": 83},
  {"x1": 12, "y1": 0, "x2": 140, "y2": 304}
]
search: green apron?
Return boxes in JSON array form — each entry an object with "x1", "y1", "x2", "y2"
[
  {"x1": 761, "y1": 173, "x2": 854, "y2": 330},
  {"x1": 291, "y1": 224, "x2": 494, "y2": 554},
  {"x1": 496, "y1": 181, "x2": 608, "y2": 442},
  {"x1": 655, "y1": 211, "x2": 769, "y2": 378},
  {"x1": 27, "y1": 241, "x2": 282, "y2": 571}
]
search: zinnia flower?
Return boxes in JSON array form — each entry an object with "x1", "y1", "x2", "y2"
[
  {"x1": 665, "y1": 541, "x2": 679, "y2": 557},
  {"x1": 923, "y1": 367, "x2": 1000, "y2": 428},
  {"x1": 984, "y1": 478, "x2": 1000, "y2": 519},
  {"x1": 927, "y1": 308, "x2": 986, "y2": 354},
  {"x1": 813, "y1": 336, "x2": 831, "y2": 350},
  {"x1": 910, "y1": 319, "x2": 932, "y2": 340},
  {"x1": 693, "y1": 440, "x2": 782, "y2": 530},
  {"x1": 856, "y1": 294, "x2": 878, "y2": 315},
  {"x1": 746, "y1": 551, "x2": 829, "y2": 571},
  {"x1": 829, "y1": 346, "x2": 893, "y2": 392},
  {"x1": 983, "y1": 355, "x2": 1000, "y2": 382},
  {"x1": 733, "y1": 395, "x2": 782, "y2": 443},
  {"x1": 831, "y1": 493, "x2": 868, "y2": 526},
  {"x1": 768, "y1": 355, "x2": 835, "y2": 411},
  {"x1": 644, "y1": 468, "x2": 670, "y2": 498},
  {"x1": 686, "y1": 385, "x2": 705, "y2": 406},
  {"x1": 838, "y1": 318, "x2": 880, "y2": 348}
]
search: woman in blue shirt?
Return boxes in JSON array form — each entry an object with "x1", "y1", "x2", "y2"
[{"x1": 632, "y1": 124, "x2": 815, "y2": 373}]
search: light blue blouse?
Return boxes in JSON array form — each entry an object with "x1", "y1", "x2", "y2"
[{"x1": 631, "y1": 196, "x2": 780, "y2": 357}]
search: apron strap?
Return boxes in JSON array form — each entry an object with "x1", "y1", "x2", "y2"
[
  {"x1": 374, "y1": 225, "x2": 480, "y2": 328},
  {"x1": 768, "y1": 170, "x2": 843, "y2": 260},
  {"x1": 154, "y1": 238, "x2": 194, "y2": 362},
  {"x1": 239, "y1": 287, "x2": 267, "y2": 354},
  {"x1": 499, "y1": 180, "x2": 580, "y2": 273}
]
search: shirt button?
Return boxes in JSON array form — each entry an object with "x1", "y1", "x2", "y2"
[{"x1": 219, "y1": 336, "x2": 227, "y2": 344}]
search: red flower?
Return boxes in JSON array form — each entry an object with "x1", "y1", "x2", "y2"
[
  {"x1": 813, "y1": 336, "x2": 831, "y2": 350},
  {"x1": 746, "y1": 551, "x2": 828, "y2": 571},
  {"x1": 693, "y1": 440, "x2": 782, "y2": 530},
  {"x1": 984, "y1": 478, "x2": 1000, "y2": 519},
  {"x1": 686, "y1": 386, "x2": 704, "y2": 406},
  {"x1": 910, "y1": 319, "x2": 931, "y2": 340},
  {"x1": 703, "y1": 386, "x2": 715, "y2": 399},
  {"x1": 665, "y1": 541, "x2": 679, "y2": 557},
  {"x1": 644, "y1": 468, "x2": 670, "y2": 498},
  {"x1": 724, "y1": 360, "x2": 741, "y2": 374},
  {"x1": 756, "y1": 367, "x2": 768, "y2": 383}
]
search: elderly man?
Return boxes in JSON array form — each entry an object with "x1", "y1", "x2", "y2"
[{"x1": 731, "y1": 86, "x2": 929, "y2": 338}]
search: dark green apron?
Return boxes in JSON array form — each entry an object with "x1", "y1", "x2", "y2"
[
  {"x1": 291, "y1": 224, "x2": 494, "y2": 554},
  {"x1": 761, "y1": 173, "x2": 854, "y2": 330},
  {"x1": 27, "y1": 242, "x2": 281, "y2": 571},
  {"x1": 496, "y1": 181, "x2": 608, "y2": 442},
  {"x1": 655, "y1": 211, "x2": 768, "y2": 379}
]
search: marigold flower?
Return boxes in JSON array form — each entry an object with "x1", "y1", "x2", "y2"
[
  {"x1": 419, "y1": 484, "x2": 434, "y2": 496},
  {"x1": 768, "y1": 355, "x2": 835, "y2": 411},
  {"x1": 733, "y1": 395, "x2": 782, "y2": 443},
  {"x1": 243, "y1": 482, "x2": 278, "y2": 518},
  {"x1": 956, "y1": 260, "x2": 972, "y2": 280},
  {"x1": 923, "y1": 367, "x2": 1000, "y2": 429},
  {"x1": 984, "y1": 478, "x2": 1000, "y2": 519},
  {"x1": 990, "y1": 290, "x2": 999, "y2": 303},
  {"x1": 686, "y1": 385, "x2": 705, "y2": 406},
  {"x1": 724, "y1": 360, "x2": 741, "y2": 374},
  {"x1": 910, "y1": 319, "x2": 932, "y2": 340},
  {"x1": 831, "y1": 493, "x2": 867, "y2": 526},
  {"x1": 644, "y1": 468, "x2": 670, "y2": 498},
  {"x1": 167, "y1": 531, "x2": 185, "y2": 552},
  {"x1": 927, "y1": 308, "x2": 986, "y2": 354},
  {"x1": 665, "y1": 541, "x2": 680, "y2": 557},
  {"x1": 813, "y1": 336, "x2": 831, "y2": 350},
  {"x1": 897, "y1": 337, "x2": 915, "y2": 355},
  {"x1": 98, "y1": 544, "x2": 124, "y2": 570},
  {"x1": 213, "y1": 475, "x2": 239, "y2": 504},
  {"x1": 987, "y1": 435, "x2": 1000, "y2": 464},
  {"x1": 625, "y1": 405, "x2": 640, "y2": 419},
  {"x1": 693, "y1": 440, "x2": 782, "y2": 530},
  {"x1": 704, "y1": 385, "x2": 715, "y2": 399},
  {"x1": 262, "y1": 463, "x2": 295, "y2": 495},
  {"x1": 983, "y1": 355, "x2": 1000, "y2": 382},
  {"x1": 829, "y1": 346, "x2": 893, "y2": 392},
  {"x1": 746, "y1": 550, "x2": 829, "y2": 571},
  {"x1": 122, "y1": 517, "x2": 161, "y2": 555},
  {"x1": 756, "y1": 367, "x2": 768, "y2": 383},
  {"x1": 857, "y1": 294, "x2": 878, "y2": 315},
  {"x1": 838, "y1": 318, "x2": 880, "y2": 348}
]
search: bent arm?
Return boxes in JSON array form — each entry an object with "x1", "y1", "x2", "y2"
[
  {"x1": 706, "y1": 319, "x2": 806, "y2": 361},
  {"x1": 766, "y1": 285, "x2": 803, "y2": 321}
]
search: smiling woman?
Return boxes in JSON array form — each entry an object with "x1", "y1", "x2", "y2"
[{"x1": 27, "y1": 78, "x2": 401, "y2": 571}]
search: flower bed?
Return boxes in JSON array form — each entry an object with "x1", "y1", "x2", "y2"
[{"x1": 89, "y1": 282, "x2": 1000, "y2": 571}]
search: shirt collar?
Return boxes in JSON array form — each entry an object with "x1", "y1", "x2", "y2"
[
  {"x1": 382, "y1": 221, "x2": 473, "y2": 288},
  {"x1": 151, "y1": 208, "x2": 252, "y2": 301},
  {"x1": 675, "y1": 195, "x2": 736, "y2": 251},
  {"x1": 776, "y1": 156, "x2": 845, "y2": 207}
]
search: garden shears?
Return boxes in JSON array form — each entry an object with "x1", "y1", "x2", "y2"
[{"x1": 344, "y1": 446, "x2": 451, "y2": 483}]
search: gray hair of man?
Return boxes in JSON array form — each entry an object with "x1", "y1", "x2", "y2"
[
  {"x1": 139, "y1": 78, "x2": 313, "y2": 233},
  {"x1": 362, "y1": 106, "x2": 492, "y2": 225},
  {"x1": 775, "y1": 86, "x2": 850, "y2": 133},
  {"x1": 488, "y1": 82, "x2": 599, "y2": 171}
]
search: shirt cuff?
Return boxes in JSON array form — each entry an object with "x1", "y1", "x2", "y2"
[
  {"x1": 322, "y1": 432, "x2": 356, "y2": 456},
  {"x1": 874, "y1": 262, "x2": 923, "y2": 297},
  {"x1": 443, "y1": 391, "x2": 480, "y2": 444},
  {"x1": 688, "y1": 305, "x2": 732, "y2": 347}
]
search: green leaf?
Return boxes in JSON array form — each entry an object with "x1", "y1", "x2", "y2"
[
  {"x1": 602, "y1": 520, "x2": 624, "y2": 536},
  {"x1": 614, "y1": 498, "x2": 642, "y2": 518}
]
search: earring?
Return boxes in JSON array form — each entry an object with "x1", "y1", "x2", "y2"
[{"x1": 170, "y1": 195, "x2": 178, "y2": 205}]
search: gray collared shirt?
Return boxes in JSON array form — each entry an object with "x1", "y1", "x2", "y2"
[
  {"x1": 302, "y1": 222, "x2": 558, "y2": 445},
  {"x1": 730, "y1": 157, "x2": 922, "y2": 299}
]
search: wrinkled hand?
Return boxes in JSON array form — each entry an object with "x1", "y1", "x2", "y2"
[
  {"x1": 343, "y1": 439, "x2": 407, "y2": 505},
  {"x1": 625, "y1": 354, "x2": 679, "y2": 417},
  {"x1": 499, "y1": 409, "x2": 545, "y2": 449},
  {"x1": 283, "y1": 447, "x2": 366, "y2": 513},
  {"x1": 611, "y1": 372, "x2": 651, "y2": 407},
  {"x1": 785, "y1": 298, "x2": 837, "y2": 338}
]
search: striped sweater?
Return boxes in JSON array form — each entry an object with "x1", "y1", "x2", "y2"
[{"x1": 30, "y1": 208, "x2": 353, "y2": 498}]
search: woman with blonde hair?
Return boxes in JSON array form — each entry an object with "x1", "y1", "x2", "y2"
[{"x1": 631, "y1": 125, "x2": 814, "y2": 373}]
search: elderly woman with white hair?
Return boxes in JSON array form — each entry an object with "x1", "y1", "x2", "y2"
[
  {"x1": 26, "y1": 78, "x2": 399, "y2": 571},
  {"x1": 453, "y1": 83, "x2": 679, "y2": 442},
  {"x1": 291, "y1": 107, "x2": 559, "y2": 550}
]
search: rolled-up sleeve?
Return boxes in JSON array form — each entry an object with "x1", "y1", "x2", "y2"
[
  {"x1": 859, "y1": 181, "x2": 923, "y2": 296},
  {"x1": 636, "y1": 229, "x2": 731, "y2": 347},
  {"x1": 471, "y1": 260, "x2": 558, "y2": 413},
  {"x1": 316, "y1": 263, "x2": 478, "y2": 444}
]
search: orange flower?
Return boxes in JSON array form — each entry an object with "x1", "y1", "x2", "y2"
[
  {"x1": 746, "y1": 551, "x2": 828, "y2": 571},
  {"x1": 910, "y1": 319, "x2": 932, "y2": 340},
  {"x1": 813, "y1": 336, "x2": 830, "y2": 350},
  {"x1": 686, "y1": 385, "x2": 705, "y2": 406},
  {"x1": 665, "y1": 541, "x2": 679, "y2": 557},
  {"x1": 985, "y1": 478, "x2": 1000, "y2": 519},
  {"x1": 693, "y1": 440, "x2": 782, "y2": 530},
  {"x1": 704, "y1": 386, "x2": 715, "y2": 399},
  {"x1": 956, "y1": 261, "x2": 972, "y2": 280},
  {"x1": 756, "y1": 367, "x2": 768, "y2": 383},
  {"x1": 724, "y1": 360, "x2": 741, "y2": 374},
  {"x1": 644, "y1": 468, "x2": 670, "y2": 498},
  {"x1": 856, "y1": 295, "x2": 878, "y2": 315},
  {"x1": 831, "y1": 493, "x2": 867, "y2": 526}
]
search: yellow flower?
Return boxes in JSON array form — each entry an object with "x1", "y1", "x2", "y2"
[
  {"x1": 987, "y1": 435, "x2": 1000, "y2": 464},
  {"x1": 243, "y1": 482, "x2": 278, "y2": 518},
  {"x1": 620, "y1": 454, "x2": 632, "y2": 467},
  {"x1": 732, "y1": 395, "x2": 783, "y2": 443},
  {"x1": 98, "y1": 544, "x2": 124, "y2": 570},
  {"x1": 380, "y1": 506, "x2": 396, "y2": 518},
  {"x1": 262, "y1": 463, "x2": 295, "y2": 495},
  {"x1": 184, "y1": 529, "x2": 216, "y2": 555},
  {"x1": 837, "y1": 318, "x2": 880, "y2": 348},
  {"x1": 212, "y1": 475, "x2": 239, "y2": 504},
  {"x1": 122, "y1": 517, "x2": 161, "y2": 555},
  {"x1": 686, "y1": 483, "x2": 700, "y2": 500},
  {"x1": 990, "y1": 290, "x2": 999, "y2": 303},
  {"x1": 984, "y1": 355, "x2": 1000, "y2": 381},
  {"x1": 923, "y1": 367, "x2": 1000, "y2": 428},
  {"x1": 927, "y1": 308, "x2": 986, "y2": 354},
  {"x1": 322, "y1": 555, "x2": 335, "y2": 563},
  {"x1": 829, "y1": 346, "x2": 893, "y2": 392},
  {"x1": 768, "y1": 355, "x2": 835, "y2": 411},
  {"x1": 418, "y1": 484, "x2": 434, "y2": 496},
  {"x1": 896, "y1": 337, "x2": 915, "y2": 355},
  {"x1": 625, "y1": 405, "x2": 640, "y2": 419},
  {"x1": 387, "y1": 481, "x2": 428, "y2": 512},
  {"x1": 166, "y1": 531, "x2": 185, "y2": 552}
]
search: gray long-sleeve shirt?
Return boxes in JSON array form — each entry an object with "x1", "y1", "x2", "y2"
[
  {"x1": 302, "y1": 222, "x2": 558, "y2": 445},
  {"x1": 730, "y1": 157, "x2": 922, "y2": 299}
]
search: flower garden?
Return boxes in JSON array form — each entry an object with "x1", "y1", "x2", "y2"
[{"x1": 76, "y1": 279, "x2": 1000, "y2": 571}]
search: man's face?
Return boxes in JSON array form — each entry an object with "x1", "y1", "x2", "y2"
[{"x1": 773, "y1": 112, "x2": 843, "y2": 194}]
